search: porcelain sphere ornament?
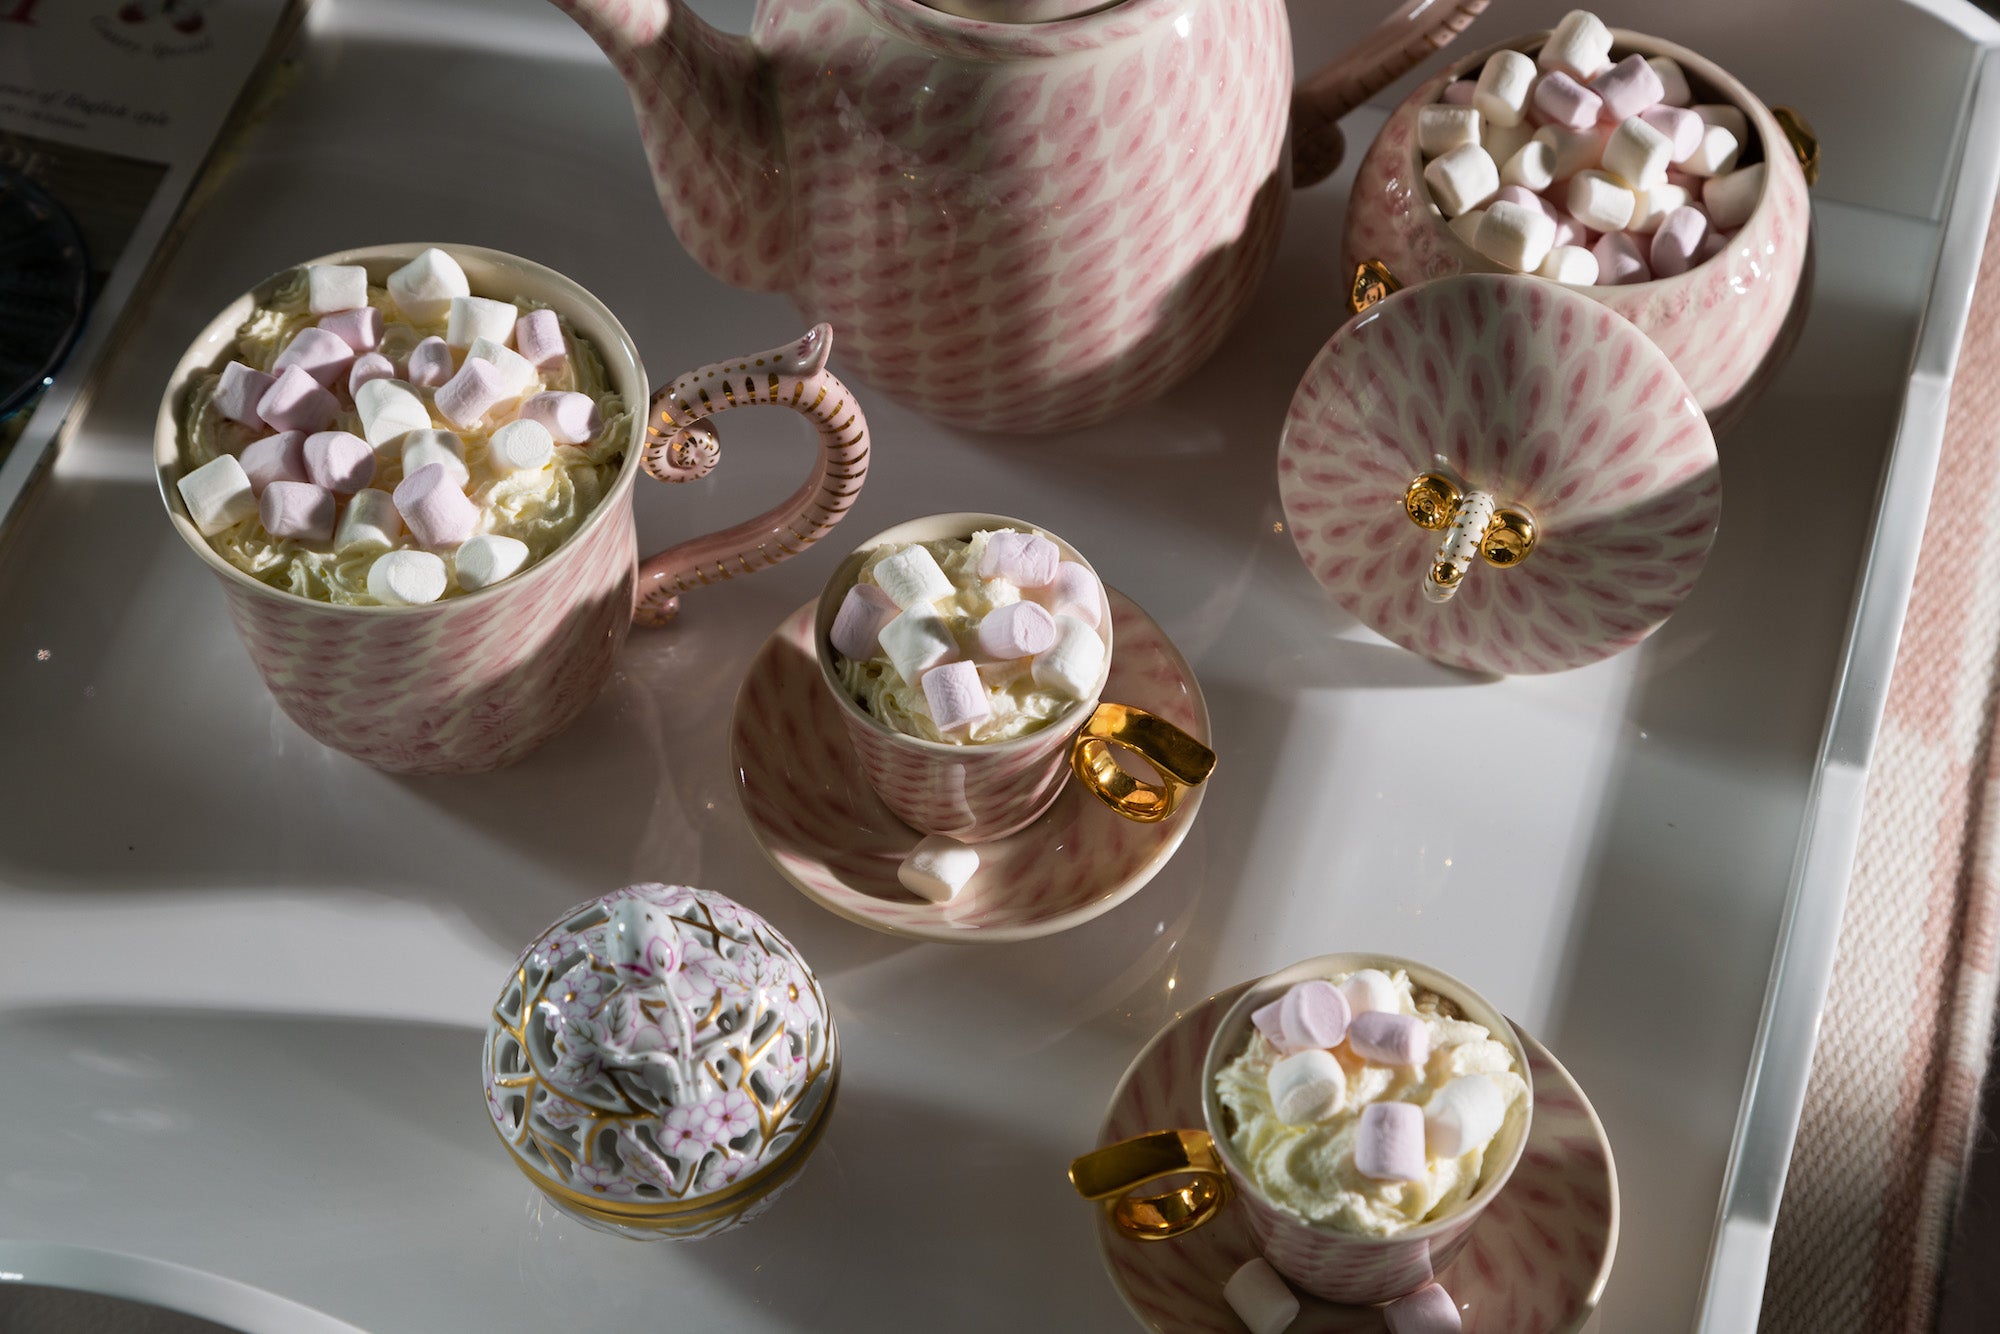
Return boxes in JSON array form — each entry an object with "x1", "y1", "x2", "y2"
[{"x1": 483, "y1": 883, "x2": 838, "y2": 1239}]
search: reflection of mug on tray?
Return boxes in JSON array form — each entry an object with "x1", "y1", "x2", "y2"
[
  {"x1": 815, "y1": 513, "x2": 1215, "y2": 843},
  {"x1": 155, "y1": 242, "x2": 870, "y2": 774},
  {"x1": 1070, "y1": 953, "x2": 1533, "y2": 1306}
]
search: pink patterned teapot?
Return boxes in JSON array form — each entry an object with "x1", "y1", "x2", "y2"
[{"x1": 551, "y1": 0, "x2": 1488, "y2": 433}]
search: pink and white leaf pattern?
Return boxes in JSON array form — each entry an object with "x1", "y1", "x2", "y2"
[
  {"x1": 731, "y1": 592, "x2": 1210, "y2": 942},
  {"x1": 1093, "y1": 981, "x2": 1617, "y2": 1331},
  {"x1": 1277, "y1": 274, "x2": 1720, "y2": 675}
]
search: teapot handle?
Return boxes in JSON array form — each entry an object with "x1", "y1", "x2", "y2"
[
  {"x1": 1291, "y1": 0, "x2": 1491, "y2": 188},
  {"x1": 632, "y1": 324, "x2": 869, "y2": 626}
]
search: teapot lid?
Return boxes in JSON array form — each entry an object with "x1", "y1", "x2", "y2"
[
  {"x1": 1277, "y1": 274, "x2": 1720, "y2": 674},
  {"x1": 483, "y1": 883, "x2": 837, "y2": 1236}
]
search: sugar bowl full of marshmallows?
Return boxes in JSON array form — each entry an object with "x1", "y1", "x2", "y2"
[{"x1": 1342, "y1": 9, "x2": 1818, "y2": 427}]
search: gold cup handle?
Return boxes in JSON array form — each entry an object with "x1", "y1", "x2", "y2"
[
  {"x1": 1068, "y1": 1129, "x2": 1230, "y2": 1241},
  {"x1": 1070, "y1": 703, "x2": 1217, "y2": 824}
]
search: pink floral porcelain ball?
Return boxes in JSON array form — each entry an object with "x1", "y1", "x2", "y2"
[{"x1": 482, "y1": 883, "x2": 838, "y2": 1240}]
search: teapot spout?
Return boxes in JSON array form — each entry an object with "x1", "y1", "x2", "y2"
[{"x1": 549, "y1": 0, "x2": 792, "y2": 292}]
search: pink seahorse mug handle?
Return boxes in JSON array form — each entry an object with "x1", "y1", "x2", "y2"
[
  {"x1": 633, "y1": 324, "x2": 869, "y2": 626},
  {"x1": 1290, "y1": 0, "x2": 1492, "y2": 188}
]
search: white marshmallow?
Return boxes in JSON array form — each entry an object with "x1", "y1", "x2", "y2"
[
  {"x1": 921, "y1": 659, "x2": 991, "y2": 734},
  {"x1": 385, "y1": 247, "x2": 469, "y2": 324},
  {"x1": 176, "y1": 455, "x2": 257, "y2": 535},
  {"x1": 455, "y1": 533, "x2": 531, "y2": 591},
  {"x1": 1703, "y1": 161, "x2": 1765, "y2": 230},
  {"x1": 1531, "y1": 124, "x2": 1606, "y2": 179},
  {"x1": 1424, "y1": 1074, "x2": 1509, "y2": 1159},
  {"x1": 1538, "y1": 9, "x2": 1613, "y2": 80},
  {"x1": 880, "y1": 603, "x2": 958, "y2": 684},
  {"x1": 1473, "y1": 49, "x2": 1535, "y2": 129},
  {"x1": 898, "y1": 835, "x2": 980, "y2": 903},
  {"x1": 831, "y1": 583, "x2": 900, "y2": 660},
  {"x1": 518, "y1": 391, "x2": 600, "y2": 445},
  {"x1": 1692, "y1": 102, "x2": 1750, "y2": 143},
  {"x1": 1268, "y1": 1048, "x2": 1345, "y2": 1125},
  {"x1": 1648, "y1": 56, "x2": 1692, "y2": 108},
  {"x1": 306, "y1": 264, "x2": 369, "y2": 315},
  {"x1": 1354, "y1": 1101, "x2": 1427, "y2": 1182},
  {"x1": 1537, "y1": 244, "x2": 1600, "y2": 285},
  {"x1": 1472, "y1": 201, "x2": 1556, "y2": 273},
  {"x1": 1385, "y1": 1283, "x2": 1463, "y2": 1334},
  {"x1": 1628, "y1": 182, "x2": 1692, "y2": 234},
  {"x1": 335, "y1": 488, "x2": 402, "y2": 552},
  {"x1": 1500, "y1": 140, "x2": 1557, "y2": 192},
  {"x1": 1478, "y1": 117, "x2": 1535, "y2": 175},
  {"x1": 1031, "y1": 615, "x2": 1104, "y2": 699},
  {"x1": 447, "y1": 295, "x2": 519, "y2": 349},
  {"x1": 1341, "y1": 968, "x2": 1400, "y2": 1015},
  {"x1": 873, "y1": 545, "x2": 956, "y2": 609},
  {"x1": 1447, "y1": 208, "x2": 1485, "y2": 246},
  {"x1": 402, "y1": 430, "x2": 472, "y2": 489},
  {"x1": 1682, "y1": 123, "x2": 1740, "y2": 177},
  {"x1": 367, "y1": 549, "x2": 449, "y2": 606},
  {"x1": 1602, "y1": 115, "x2": 1673, "y2": 190},
  {"x1": 1223, "y1": 1260, "x2": 1300, "y2": 1334},
  {"x1": 487, "y1": 419, "x2": 554, "y2": 475},
  {"x1": 1418, "y1": 105, "x2": 1482, "y2": 158},
  {"x1": 1566, "y1": 169, "x2": 1636, "y2": 232},
  {"x1": 354, "y1": 378, "x2": 431, "y2": 449},
  {"x1": 1422, "y1": 142, "x2": 1498, "y2": 218},
  {"x1": 467, "y1": 337, "x2": 536, "y2": 398}
]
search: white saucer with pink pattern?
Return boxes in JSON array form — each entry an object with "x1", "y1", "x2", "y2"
[
  {"x1": 731, "y1": 590, "x2": 1210, "y2": 943},
  {"x1": 1277, "y1": 274, "x2": 1720, "y2": 675},
  {"x1": 1093, "y1": 980, "x2": 1618, "y2": 1332}
]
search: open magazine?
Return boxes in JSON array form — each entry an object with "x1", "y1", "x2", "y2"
[{"x1": 0, "y1": 0, "x2": 312, "y2": 535}]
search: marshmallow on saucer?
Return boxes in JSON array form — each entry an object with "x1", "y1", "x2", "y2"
[
  {"x1": 1385, "y1": 1283, "x2": 1463, "y2": 1334},
  {"x1": 272, "y1": 326, "x2": 355, "y2": 389},
  {"x1": 447, "y1": 295, "x2": 518, "y2": 349},
  {"x1": 1424, "y1": 1074, "x2": 1508, "y2": 1159},
  {"x1": 898, "y1": 834, "x2": 980, "y2": 903},
  {"x1": 1223, "y1": 1260, "x2": 1299, "y2": 1334},
  {"x1": 367, "y1": 549, "x2": 449, "y2": 606},
  {"x1": 922, "y1": 659, "x2": 990, "y2": 734},
  {"x1": 176, "y1": 455, "x2": 257, "y2": 535},
  {"x1": 456, "y1": 533, "x2": 531, "y2": 591},
  {"x1": 257, "y1": 365, "x2": 340, "y2": 433},
  {"x1": 519, "y1": 391, "x2": 600, "y2": 444},
  {"x1": 307, "y1": 263, "x2": 369, "y2": 315},
  {"x1": 386, "y1": 247, "x2": 469, "y2": 324},
  {"x1": 212, "y1": 362, "x2": 275, "y2": 430},
  {"x1": 831, "y1": 583, "x2": 900, "y2": 660},
  {"x1": 487, "y1": 418, "x2": 554, "y2": 475},
  {"x1": 393, "y1": 462, "x2": 480, "y2": 549},
  {"x1": 977, "y1": 601, "x2": 1057, "y2": 659},
  {"x1": 1354, "y1": 1101, "x2": 1426, "y2": 1182},
  {"x1": 238, "y1": 431, "x2": 307, "y2": 494},
  {"x1": 979, "y1": 530, "x2": 1061, "y2": 588},
  {"x1": 874, "y1": 545, "x2": 956, "y2": 609},
  {"x1": 318, "y1": 306, "x2": 384, "y2": 354},
  {"x1": 1031, "y1": 615, "x2": 1104, "y2": 699},
  {"x1": 514, "y1": 308, "x2": 565, "y2": 369},
  {"x1": 1340, "y1": 968, "x2": 1400, "y2": 1016},
  {"x1": 303, "y1": 431, "x2": 375, "y2": 494},
  {"x1": 402, "y1": 430, "x2": 471, "y2": 489},
  {"x1": 435, "y1": 359, "x2": 507, "y2": 430},
  {"x1": 1349, "y1": 1011, "x2": 1431, "y2": 1067},
  {"x1": 355, "y1": 378, "x2": 431, "y2": 449},
  {"x1": 407, "y1": 336, "x2": 455, "y2": 388},
  {"x1": 259, "y1": 480, "x2": 336, "y2": 543},
  {"x1": 1268, "y1": 1048, "x2": 1345, "y2": 1125},
  {"x1": 336, "y1": 488, "x2": 402, "y2": 552},
  {"x1": 880, "y1": 603, "x2": 958, "y2": 683}
]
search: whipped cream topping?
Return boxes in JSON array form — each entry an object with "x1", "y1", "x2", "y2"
[
  {"x1": 180, "y1": 265, "x2": 631, "y2": 605},
  {"x1": 1214, "y1": 969, "x2": 1528, "y2": 1236}
]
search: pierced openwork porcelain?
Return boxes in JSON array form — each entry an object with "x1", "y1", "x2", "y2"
[{"x1": 482, "y1": 883, "x2": 838, "y2": 1240}]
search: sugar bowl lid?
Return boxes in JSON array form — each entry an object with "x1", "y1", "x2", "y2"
[
  {"x1": 483, "y1": 883, "x2": 838, "y2": 1239},
  {"x1": 1277, "y1": 274, "x2": 1720, "y2": 674}
]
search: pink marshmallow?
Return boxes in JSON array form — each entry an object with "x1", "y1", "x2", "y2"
[
  {"x1": 1649, "y1": 204, "x2": 1711, "y2": 278},
  {"x1": 1532, "y1": 71, "x2": 1602, "y2": 131},
  {"x1": 256, "y1": 365, "x2": 340, "y2": 433},
  {"x1": 978, "y1": 530, "x2": 1061, "y2": 588},
  {"x1": 1385, "y1": 1283, "x2": 1463, "y2": 1334},
  {"x1": 1279, "y1": 980, "x2": 1351, "y2": 1050},
  {"x1": 434, "y1": 359, "x2": 507, "y2": 430},
  {"x1": 1590, "y1": 54, "x2": 1665, "y2": 123},
  {"x1": 1492, "y1": 184, "x2": 1555, "y2": 220},
  {"x1": 407, "y1": 336, "x2": 454, "y2": 388},
  {"x1": 1697, "y1": 228, "x2": 1731, "y2": 262},
  {"x1": 213, "y1": 361, "x2": 276, "y2": 430},
  {"x1": 272, "y1": 327, "x2": 355, "y2": 389},
  {"x1": 976, "y1": 601, "x2": 1058, "y2": 659},
  {"x1": 1354, "y1": 1102, "x2": 1426, "y2": 1182},
  {"x1": 1031, "y1": 561, "x2": 1103, "y2": 629},
  {"x1": 921, "y1": 660, "x2": 991, "y2": 734},
  {"x1": 303, "y1": 430, "x2": 376, "y2": 494},
  {"x1": 514, "y1": 308, "x2": 565, "y2": 369},
  {"x1": 392, "y1": 462, "x2": 479, "y2": 549},
  {"x1": 1641, "y1": 105, "x2": 1704, "y2": 163},
  {"x1": 238, "y1": 431, "x2": 306, "y2": 494},
  {"x1": 1549, "y1": 209, "x2": 1594, "y2": 250},
  {"x1": 318, "y1": 306, "x2": 384, "y2": 354},
  {"x1": 1348, "y1": 1011, "x2": 1431, "y2": 1066},
  {"x1": 348, "y1": 352, "x2": 397, "y2": 399},
  {"x1": 830, "y1": 582, "x2": 899, "y2": 660},
  {"x1": 1251, "y1": 998, "x2": 1292, "y2": 1050},
  {"x1": 258, "y1": 480, "x2": 336, "y2": 543},
  {"x1": 1440, "y1": 79, "x2": 1477, "y2": 106},
  {"x1": 519, "y1": 391, "x2": 601, "y2": 444},
  {"x1": 1591, "y1": 231, "x2": 1652, "y2": 285}
]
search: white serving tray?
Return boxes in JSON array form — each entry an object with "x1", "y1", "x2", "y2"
[{"x1": 1, "y1": 1, "x2": 1995, "y2": 1330}]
